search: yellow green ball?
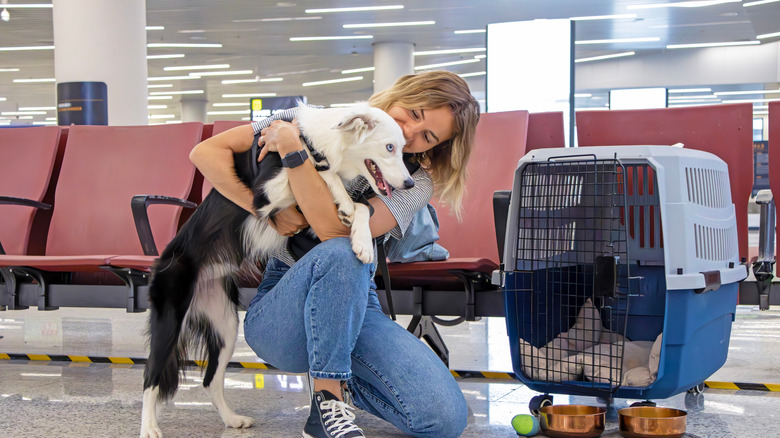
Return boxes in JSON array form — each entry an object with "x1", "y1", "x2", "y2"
[{"x1": 511, "y1": 414, "x2": 540, "y2": 436}]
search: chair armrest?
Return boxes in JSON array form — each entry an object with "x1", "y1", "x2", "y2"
[
  {"x1": 0, "y1": 196, "x2": 52, "y2": 254},
  {"x1": 755, "y1": 189, "x2": 776, "y2": 263},
  {"x1": 493, "y1": 190, "x2": 511, "y2": 265},
  {"x1": 131, "y1": 195, "x2": 197, "y2": 256},
  {"x1": 0, "y1": 196, "x2": 52, "y2": 210}
]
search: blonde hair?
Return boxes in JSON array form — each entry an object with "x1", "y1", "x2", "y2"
[{"x1": 369, "y1": 70, "x2": 480, "y2": 218}]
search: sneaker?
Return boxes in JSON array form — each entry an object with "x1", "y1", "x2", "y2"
[{"x1": 302, "y1": 390, "x2": 365, "y2": 438}]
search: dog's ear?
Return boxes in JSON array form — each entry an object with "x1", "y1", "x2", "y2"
[{"x1": 335, "y1": 113, "x2": 379, "y2": 144}]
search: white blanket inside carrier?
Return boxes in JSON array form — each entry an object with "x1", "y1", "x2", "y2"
[{"x1": 518, "y1": 299, "x2": 663, "y2": 387}]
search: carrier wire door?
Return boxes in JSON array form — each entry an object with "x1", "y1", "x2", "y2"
[{"x1": 513, "y1": 156, "x2": 636, "y2": 396}]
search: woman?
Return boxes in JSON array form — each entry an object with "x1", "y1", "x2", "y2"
[{"x1": 190, "y1": 70, "x2": 480, "y2": 438}]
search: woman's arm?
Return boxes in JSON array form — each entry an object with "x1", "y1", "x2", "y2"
[
  {"x1": 261, "y1": 121, "x2": 400, "y2": 240},
  {"x1": 189, "y1": 124, "x2": 256, "y2": 215}
]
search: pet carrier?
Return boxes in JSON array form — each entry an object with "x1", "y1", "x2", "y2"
[{"x1": 498, "y1": 146, "x2": 747, "y2": 412}]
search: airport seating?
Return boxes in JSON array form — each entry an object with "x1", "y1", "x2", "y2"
[
  {"x1": 0, "y1": 123, "x2": 203, "y2": 311},
  {"x1": 769, "y1": 101, "x2": 779, "y2": 260},
  {"x1": 526, "y1": 111, "x2": 566, "y2": 151},
  {"x1": 575, "y1": 103, "x2": 754, "y2": 262}
]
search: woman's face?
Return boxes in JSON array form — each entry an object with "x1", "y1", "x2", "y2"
[{"x1": 386, "y1": 105, "x2": 455, "y2": 154}]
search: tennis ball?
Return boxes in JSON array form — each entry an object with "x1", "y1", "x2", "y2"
[{"x1": 511, "y1": 414, "x2": 540, "y2": 436}]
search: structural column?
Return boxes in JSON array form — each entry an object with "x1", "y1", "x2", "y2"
[
  {"x1": 181, "y1": 97, "x2": 208, "y2": 123},
  {"x1": 373, "y1": 42, "x2": 414, "y2": 94},
  {"x1": 53, "y1": 0, "x2": 148, "y2": 126}
]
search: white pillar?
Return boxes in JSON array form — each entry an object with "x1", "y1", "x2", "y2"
[
  {"x1": 373, "y1": 42, "x2": 414, "y2": 94},
  {"x1": 181, "y1": 98, "x2": 208, "y2": 123},
  {"x1": 53, "y1": 0, "x2": 148, "y2": 126}
]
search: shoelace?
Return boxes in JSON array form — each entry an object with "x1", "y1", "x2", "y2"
[{"x1": 320, "y1": 399, "x2": 364, "y2": 438}]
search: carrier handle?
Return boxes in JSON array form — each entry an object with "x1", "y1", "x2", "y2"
[
  {"x1": 546, "y1": 153, "x2": 597, "y2": 162},
  {"x1": 695, "y1": 270, "x2": 721, "y2": 294}
]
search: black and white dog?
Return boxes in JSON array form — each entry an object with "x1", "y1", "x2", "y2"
[{"x1": 139, "y1": 102, "x2": 412, "y2": 438}]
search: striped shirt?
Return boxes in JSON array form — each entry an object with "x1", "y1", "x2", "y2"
[{"x1": 251, "y1": 106, "x2": 433, "y2": 266}]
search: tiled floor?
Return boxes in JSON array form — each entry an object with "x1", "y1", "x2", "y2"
[{"x1": 1, "y1": 304, "x2": 779, "y2": 437}]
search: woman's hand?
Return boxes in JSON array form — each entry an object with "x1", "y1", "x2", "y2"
[
  {"x1": 257, "y1": 119, "x2": 303, "y2": 162},
  {"x1": 269, "y1": 204, "x2": 310, "y2": 237}
]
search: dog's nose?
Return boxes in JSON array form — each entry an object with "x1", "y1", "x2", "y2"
[{"x1": 403, "y1": 178, "x2": 415, "y2": 189}]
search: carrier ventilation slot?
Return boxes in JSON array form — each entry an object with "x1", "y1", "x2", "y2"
[
  {"x1": 521, "y1": 173, "x2": 584, "y2": 210},
  {"x1": 694, "y1": 224, "x2": 737, "y2": 261},
  {"x1": 685, "y1": 167, "x2": 731, "y2": 209}
]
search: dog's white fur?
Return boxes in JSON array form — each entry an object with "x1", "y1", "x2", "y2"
[{"x1": 139, "y1": 102, "x2": 410, "y2": 438}]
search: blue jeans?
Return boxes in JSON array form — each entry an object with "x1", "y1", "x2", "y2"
[{"x1": 243, "y1": 237, "x2": 467, "y2": 438}]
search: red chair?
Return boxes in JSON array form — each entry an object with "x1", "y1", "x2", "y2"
[
  {"x1": 576, "y1": 103, "x2": 754, "y2": 262},
  {"x1": 769, "y1": 101, "x2": 780, "y2": 263},
  {"x1": 0, "y1": 126, "x2": 62, "y2": 256},
  {"x1": 0, "y1": 123, "x2": 203, "y2": 311},
  {"x1": 527, "y1": 111, "x2": 565, "y2": 151},
  {"x1": 383, "y1": 110, "x2": 530, "y2": 364}
]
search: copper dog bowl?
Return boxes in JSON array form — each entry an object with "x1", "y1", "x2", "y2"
[
  {"x1": 539, "y1": 405, "x2": 606, "y2": 438},
  {"x1": 618, "y1": 407, "x2": 687, "y2": 438}
]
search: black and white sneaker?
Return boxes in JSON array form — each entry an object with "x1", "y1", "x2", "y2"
[{"x1": 302, "y1": 390, "x2": 365, "y2": 438}]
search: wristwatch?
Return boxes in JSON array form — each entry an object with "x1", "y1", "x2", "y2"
[{"x1": 281, "y1": 150, "x2": 308, "y2": 168}]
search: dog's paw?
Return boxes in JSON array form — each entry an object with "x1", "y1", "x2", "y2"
[
  {"x1": 352, "y1": 237, "x2": 375, "y2": 264},
  {"x1": 337, "y1": 204, "x2": 355, "y2": 227},
  {"x1": 139, "y1": 425, "x2": 163, "y2": 438},
  {"x1": 224, "y1": 414, "x2": 255, "y2": 429}
]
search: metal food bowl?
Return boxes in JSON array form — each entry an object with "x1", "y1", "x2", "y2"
[
  {"x1": 539, "y1": 405, "x2": 606, "y2": 438},
  {"x1": 618, "y1": 406, "x2": 687, "y2": 438}
]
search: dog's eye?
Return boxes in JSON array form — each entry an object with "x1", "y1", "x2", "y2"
[{"x1": 386, "y1": 144, "x2": 394, "y2": 152}]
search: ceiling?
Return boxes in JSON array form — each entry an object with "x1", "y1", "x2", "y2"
[{"x1": 1, "y1": 0, "x2": 779, "y2": 125}]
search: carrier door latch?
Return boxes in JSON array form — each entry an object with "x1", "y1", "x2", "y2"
[{"x1": 695, "y1": 270, "x2": 722, "y2": 294}]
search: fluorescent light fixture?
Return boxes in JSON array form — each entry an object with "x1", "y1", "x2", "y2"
[
  {"x1": 165, "y1": 120, "x2": 183, "y2": 124},
  {"x1": 148, "y1": 114, "x2": 175, "y2": 119},
  {"x1": 148, "y1": 75, "x2": 198, "y2": 81},
  {"x1": 147, "y1": 54, "x2": 185, "y2": 60},
  {"x1": 190, "y1": 70, "x2": 253, "y2": 77},
  {"x1": 18, "y1": 106, "x2": 55, "y2": 111},
  {"x1": 575, "y1": 51, "x2": 635, "y2": 63},
  {"x1": 147, "y1": 105, "x2": 168, "y2": 109},
  {"x1": 147, "y1": 43, "x2": 222, "y2": 48},
  {"x1": 223, "y1": 93, "x2": 277, "y2": 98},
  {"x1": 343, "y1": 21, "x2": 434, "y2": 28},
  {"x1": 178, "y1": 29, "x2": 205, "y2": 34},
  {"x1": 260, "y1": 77, "x2": 284, "y2": 82},
  {"x1": 164, "y1": 64, "x2": 229, "y2": 71},
  {"x1": 628, "y1": 0, "x2": 741, "y2": 9},
  {"x1": 576, "y1": 37, "x2": 660, "y2": 44},
  {"x1": 744, "y1": 0, "x2": 780, "y2": 5},
  {"x1": 459, "y1": 71, "x2": 486, "y2": 78},
  {"x1": 669, "y1": 98, "x2": 722, "y2": 103},
  {"x1": 0, "y1": 45, "x2": 54, "y2": 51},
  {"x1": 0, "y1": 97, "x2": 6, "y2": 101},
  {"x1": 146, "y1": 26, "x2": 164, "y2": 30},
  {"x1": 574, "y1": 93, "x2": 593, "y2": 98},
  {"x1": 0, "y1": 68, "x2": 20, "y2": 72},
  {"x1": 13, "y1": 78, "x2": 55, "y2": 83},
  {"x1": 303, "y1": 76, "x2": 364, "y2": 87},
  {"x1": 206, "y1": 110, "x2": 250, "y2": 115},
  {"x1": 290, "y1": 35, "x2": 373, "y2": 41},
  {"x1": 147, "y1": 84, "x2": 174, "y2": 88},
  {"x1": 666, "y1": 40, "x2": 760, "y2": 49},
  {"x1": 668, "y1": 87, "x2": 712, "y2": 93},
  {"x1": 147, "y1": 96, "x2": 173, "y2": 100},
  {"x1": 149, "y1": 90, "x2": 204, "y2": 95},
  {"x1": 414, "y1": 47, "x2": 485, "y2": 56},
  {"x1": 415, "y1": 58, "x2": 481, "y2": 70},
  {"x1": 570, "y1": 14, "x2": 637, "y2": 20},
  {"x1": 454, "y1": 29, "x2": 486, "y2": 34},
  {"x1": 341, "y1": 67, "x2": 375, "y2": 74},
  {"x1": 222, "y1": 77, "x2": 259, "y2": 84},
  {"x1": 212, "y1": 102, "x2": 248, "y2": 107},
  {"x1": 757, "y1": 31, "x2": 780, "y2": 39},
  {"x1": 1, "y1": 111, "x2": 47, "y2": 115},
  {"x1": 0, "y1": 4, "x2": 52, "y2": 8},
  {"x1": 714, "y1": 89, "x2": 780, "y2": 96},
  {"x1": 306, "y1": 5, "x2": 403, "y2": 13},
  {"x1": 474, "y1": 54, "x2": 486, "y2": 59},
  {"x1": 668, "y1": 94, "x2": 719, "y2": 99},
  {"x1": 720, "y1": 97, "x2": 780, "y2": 103},
  {"x1": 234, "y1": 16, "x2": 321, "y2": 23}
]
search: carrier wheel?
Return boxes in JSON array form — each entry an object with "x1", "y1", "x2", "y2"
[
  {"x1": 529, "y1": 395, "x2": 553, "y2": 417},
  {"x1": 630, "y1": 400, "x2": 657, "y2": 408},
  {"x1": 687, "y1": 383, "x2": 706, "y2": 394}
]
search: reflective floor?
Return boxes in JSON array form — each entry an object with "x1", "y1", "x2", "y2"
[{"x1": 1, "y1": 305, "x2": 779, "y2": 437}]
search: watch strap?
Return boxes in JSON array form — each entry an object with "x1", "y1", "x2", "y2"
[{"x1": 281, "y1": 150, "x2": 308, "y2": 168}]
